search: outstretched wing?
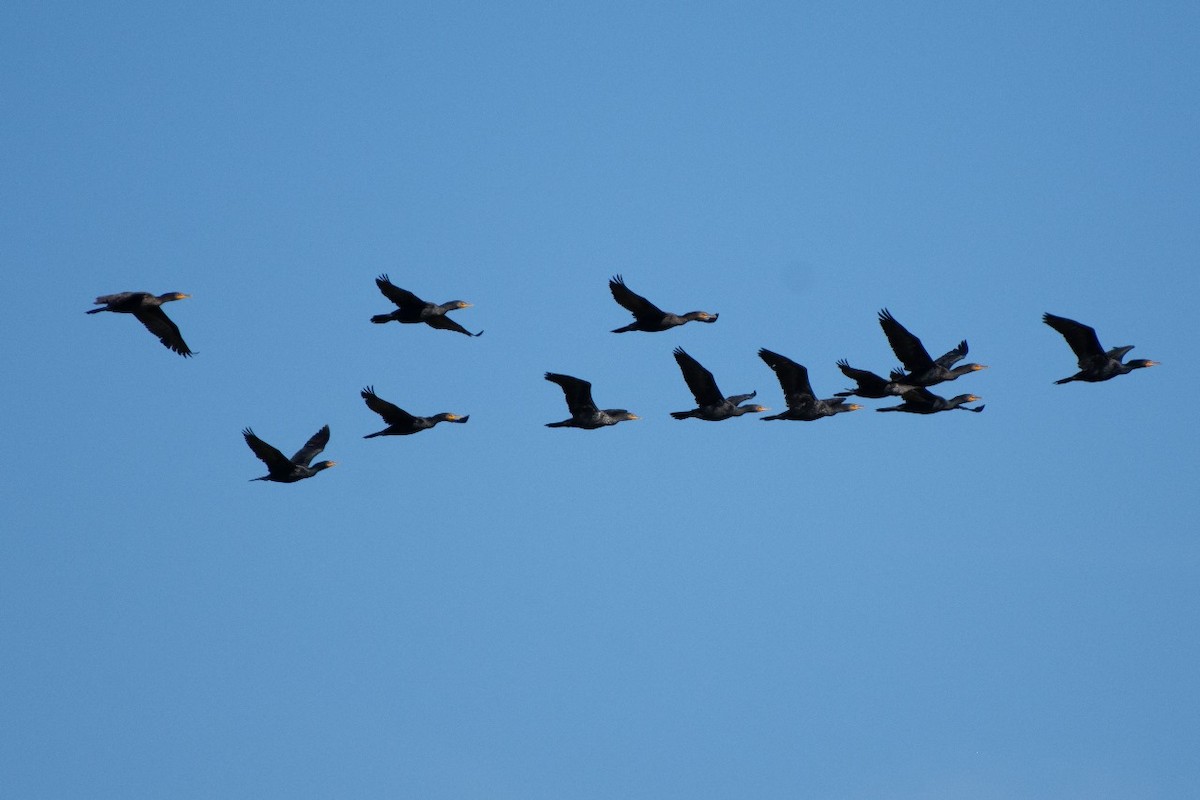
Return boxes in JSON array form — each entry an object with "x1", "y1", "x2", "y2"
[
  {"x1": 1043, "y1": 313, "x2": 1105, "y2": 365},
  {"x1": 133, "y1": 307, "x2": 193, "y2": 357},
  {"x1": 425, "y1": 315, "x2": 480, "y2": 336},
  {"x1": 291, "y1": 425, "x2": 330, "y2": 466},
  {"x1": 544, "y1": 372, "x2": 598, "y2": 414},
  {"x1": 934, "y1": 340, "x2": 968, "y2": 368},
  {"x1": 375, "y1": 274, "x2": 425, "y2": 310},
  {"x1": 243, "y1": 429, "x2": 292, "y2": 473},
  {"x1": 758, "y1": 348, "x2": 816, "y2": 409},
  {"x1": 609, "y1": 275, "x2": 666, "y2": 320},
  {"x1": 878, "y1": 309, "x2": 935, "y2": 373},
  {"x1": 361, "y1": 387, "x2": 417, "y2": 426},
  {"x1": 673, "y1": 347, "x2": 724, "y2": 406}
]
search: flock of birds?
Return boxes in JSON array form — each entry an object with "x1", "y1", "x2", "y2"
[{"x1": 88, "y1": 275, "x2": 1159, "y2": 483}]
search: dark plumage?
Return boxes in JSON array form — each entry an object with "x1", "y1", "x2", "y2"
[
  {"x1": 243, "y1": 425, "x2": 337, "y2": 483},
  {"x1": 669, "y1": 347, "x2": 767, "y2": 421},
  {"x1": 86, "y1": 291, "x2": 193, "y2": 357},
  {"x1": 1043, "y1": 313, "x2": 1158, "y2": 384},
  {"x1": 876, "y1": 388, "x2": 985, "y2": 414},
  {"x1": 834, "y1": 360, "x2": 909, "y2": 398},
  {"x1": 878, "y1": 308, "x2": 986, "y2": 386},
  {"x1": 544, "y1": 372, "x2": 638, "y2": 429},
  {"x1": 370, "y1": 274, "x2": 482, "y2": 336},
  {"x1": 360, "y1": 386, "x2": 469, "y2": 437},
  {"x1": 608, "y1": 274, "x2": 718, "y2": 333},
  {"x1": 758, "y1": 348, "x2": 862, "y2": 421}
]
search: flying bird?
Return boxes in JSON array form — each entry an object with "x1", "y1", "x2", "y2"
[
  {"x1": 833, "y1": 359, "x2": 909, "y2": 398},
  {"x1": 876, "y1": 388, "x2": 985, "y2": 414},
  {"x1": 243, "y1": 425, "x2": 337, "y2": 482},
  {"x1": 544, "y1": 372, "x2": 638, "y2": 429},
  {"x1": 608, "y1": 274, "x2": 718, "y2": 333},
  {"x1": 877, "y1": 308, "x2": 986, "y2": 386},
  {"x1": 360, "y1": 386, "x2": 469, "y2": 437},
  {"x1": 669, "y1": 347, "x2": 767, "y2": 421},
  {"x1": 371, "y1": 274, "x2": 482, "y2": 336},
  {"x1": 758, "y1": 348, "x2": 862, "y2": 421},
  {"x1": 1042, "y1": 313, "x2": 1158, "y2": 384},
  {"x1": 86, "y1": 291, "x2": 193, "y2": 357}
]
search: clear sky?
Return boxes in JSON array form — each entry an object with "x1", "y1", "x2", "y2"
[{"x1": 3, "y1": 2, "x2": 1198, "y2": 798}]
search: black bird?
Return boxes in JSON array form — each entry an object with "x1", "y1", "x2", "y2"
[
  {"x1": 608, "y1": 274, "x2": 718, "y2": 333},
  {"x1": 1043, "y1": 313, "x2": 1158, "y2": 384},
  {"x1": 243, "y1": 425, "x2": 337, "y2": 483},
  {"x1": 669, "y1": 347, "x2": 767, "y2": 421},
  {"x1": 878, "y1": 309, "x2": 986, "y2": 386},
  {"x1": 360, "y1": 386, "x2": 469, "y2": 437},
  {"x1": 86, "y1": 291, "x2": 193, "y2": 357},
  {"x1": 758, "y1": 348, "x2": 862, "y2": 421},
  {"x1": 876, "y1": 388, "x2": 984, "y2": 414},
  {"x1": 834, "y1": 360, "x2": 910, "y2": 398},
  {"x1": 544, "y1": 373, "x2": 638, "y2": 429},
  {"x1": 371, "y1": 274, "x2": 482, "y2": 336}
]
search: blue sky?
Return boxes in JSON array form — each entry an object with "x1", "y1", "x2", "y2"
[{"x1": 3, "y1": 2, "x2": 1198, "y2": 797}]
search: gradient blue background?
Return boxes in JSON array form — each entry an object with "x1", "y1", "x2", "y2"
[{"x1": 3, "y1": 3, "x2": 1197, "y2": 797}]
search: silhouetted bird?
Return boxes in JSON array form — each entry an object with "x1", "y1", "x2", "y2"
[
  {"x1": 86, "y1": 291, "x2": 193, "y2": 357},
  {"x1": 243, "y1": 425, "x2": 337, "y2": 482},
  {"x1": 669, "y1": 347, "x2": 767, "y2": 421},
  {"x1": 544, "y1": 373, "x2": 638, "y2": 429},
  {"x1": 876, "y1": 388, "x2": 984, "y2": 414},
  {"x1": 1042, "y1": 313, "x2": 1158, "y2": 384},
  {"x1": 758, "y1": 348, "x2": 862, "y2": 421},
  {"x1": 371, "y1": 274, "x2": 482, "y2": 336},
  {"x1": 878, "y1": 308, "x2": 986, "y2": 386},
  {"x1": 360, "y1": 386, "x2": 469, "y2": 437},
  {"x1": 608, "y1": 274, "x2": 718, "y2": 333},
  {"x1": 834, "y1": 360, "x2": 909, "y2": 398}
]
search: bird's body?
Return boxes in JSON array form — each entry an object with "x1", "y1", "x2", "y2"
[
  {"x1": 86, "y1": 291, "x2": 193, "y2": 357},
  {"x1": 669, "y1": 347, "x2": 766, "y2": 421},
  {"x1": 371, "y1": 274, "x2": 482, "y2": 336},
  {"x1": 876, "y1": 388, "x2": 984, "y2": 414},
  {"x1": 243, "y1": 425, "x2": 337, "y2": 482},
  {"x1": 834, "y1": 359, "x2": 910, "y2": 398},
  {"x1": 544, "y1": 372, "x2": 638, "y2": 429},
  {"x1": 878, "y1": 309, "x2": 986, "y2": 386},
  {"x1": 360, "y1": 386, "x2": 469, "y2": 437},
  {"x1": 1043, "y1": 313, "x2": 1158, "y2": 383},
  {"x1": 758, "y1": 349, "x2": 862, "y2": 421},
  {"x1": 608, "y1": 275, "x2": 717, "y2": 333}
]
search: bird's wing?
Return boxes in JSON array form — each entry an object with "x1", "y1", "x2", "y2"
[
  {"x1": 759, "y1": 349, "x2": 815, "y2": 408},
  {"x1": 291, "y1": 425, "x2": 330, "y2": 466},
  {"x1": 375, "y1": 274, "x2": 424, "y2": 309},
  {"x1": 93, "y1": 292, "x2": 138, "y2": 306},
  {"x1": 545, "y1": 373, "x2": 598, "y2": 414},
  {"x1": 425, "y1": 315, "x2": 478, "y2": 336},
  {"x1": 1043, "y1": 313, "x2": 1105, "y2": 364},
  {"x1": 134, "y1": 307, "x2": 193, "y2": 357},
  {"x1": 934, "y1": 340, "x2": 968, "y2": 368},
  {"x1": 878, "y1": 309, "x2": 935, "y2": 372},
  {"x1": 900, "y1": 387, "x2": 940, "y2": 407},
  {"x1": 837, "y1": 359, "x2": 886, "y2": 386},
  {"x1": 243, "y1": 429, "x2": 293, "y2": 473},
  {"x1": 609, "y1": 275, "x2": 666, "y2": 319},
  {"x1": 361, "y1": 387, "x2": 416, "y2": 426},
  {"x1": 673, "y1": 347, "x2": 724, "y2": 406}
]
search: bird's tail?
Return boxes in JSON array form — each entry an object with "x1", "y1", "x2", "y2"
[
  {"x1": 85, "y1": 307, "x2": 107, "y2": 314},
  {"x1": 370, "y1": 314, "x2": 394, "y2": 324}
]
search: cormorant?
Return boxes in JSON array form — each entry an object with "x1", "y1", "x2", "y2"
[
  {"x1": 1043, "y1": 313, "x2": 1158, "y2": 384},
  {"x1": 360, "y1": 386, "x2": 469, "y2": 437},
  {"x1": 876, "y1": 388, "x2": 984, "y2": 414},
  {"x1": 544, "y1": 373, "x2": 638, "y2": 429},
  {"x1": 878, "y1": 308, "x2": 986, "y2": 386},
  {"x1": 243, "y1": 425, "x2": 337, "y2": 482},
  {"x1": 608, "y1": 275, "x2": 718, "y2": 333},
  {"x1": 758, "y1": 348, "x2": 862, "y2": 421},
  {"x1": 834, "y1": 360, "x2": 909, "y2": 398},
  {"x1": 669, "y1": 347, "x2": 767, "y2": 421},
  {"x1": 86, "y1": 291, "x2": 193, "y2": 357},
  {"x1": 371, "y1": 274, "x2": 482, "y2": 336}
]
